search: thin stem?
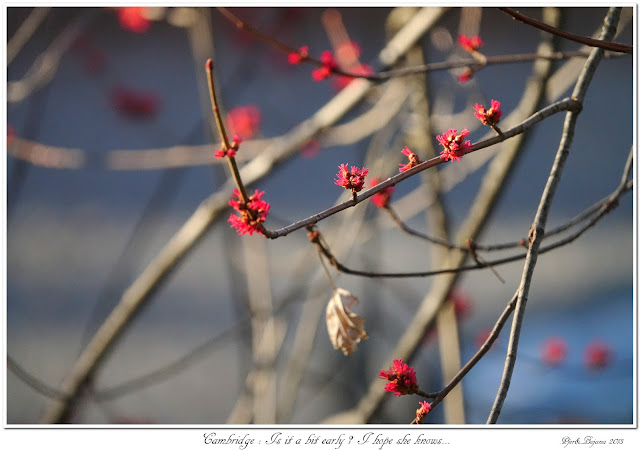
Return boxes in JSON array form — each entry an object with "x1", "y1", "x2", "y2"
[
  {"x1": 204, "y1": 59, "x2": 250, "y2": 204},
  {"x1": 385, "y1": 205, "x2": 504, "y2": 283},
  {"x1": 318, "y1": 249, "x2": 337, "y2": 291},
  {"x1": 427, "y1": 292, "x2": 518, "y2": 414},
  {"x1": 500, "y1": 7, "x2": 632, "y2": 54},
  {"x1": 262, "y1": 97, "x2": 581, "y2": 239},
  {"x1": 310, "y1": 174, "x2": 631, "y2": 279},
  {"x1": 217, "y1": 7, "x2": 630, "y2": 81},
  {"x1": 487, "y1": 7, "x2": 621, "y2": 424}
]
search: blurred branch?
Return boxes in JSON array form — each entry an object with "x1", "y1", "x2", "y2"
[
  {"x1": 500, "y1": 7, "x2": 632, "y2": 54},
  {"x1": 425, "y1": 292, "x2": 518, "y2": 416},
  {"x1": 7, "y1": 355, "x2": 69, "y2": 400},
  {"x1": 487, "y1": 7, "x2": 621, "y2": 424},
  {"x1": 7, "y1": 9, "x2": 98, "y2": 103},
  {"x1": 40, "y1": 7, "x2": 446, "y2": 424},
  {"x1": 8, "y1": 50, "x2": 625, "y2": 171},
  {"x1": 324, "y1": 9, "x2": 560, "y2": 423},
  {"x1": 7, "y1": 7, "x2": 51, "y2": 65},
  {"x1": 7, "y1": 137, "x2": 86, "y2": 169}
]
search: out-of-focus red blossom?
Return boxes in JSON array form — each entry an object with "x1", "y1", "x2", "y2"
[
  {"x1": 7, "y1": 125, "x2": 17, "y2": 147},
  {"x1": 226, "y1": 105, "x2": 261, "y2": 140},
  {"x1": 458, "y1": 34, "x2": 483, "y2": 53},
  {"x1": 111, "y1": 86, "x2": 160, "y2": 118},
  {"x1": 474, "y1": 100, "x2": 502, "y2": 126},
  {"x1": 541, "y1": 337, "x2": 568, "y2": 366},
  {"x1": 300, "y1": 139, "x2": 321, "y2": 158},
  {"x1": 584, "y1": 340, "x2": 613, "y2": 370},
  {"x1": 333, "y1": 64, "x2": 374, "y2": 90},
  {"x1": 450, "y1": 290, "x2": 471, "y2": 320},
  {"x1": 437, "y1": 128, "x2": 472, "y2": 162},
  {"x1": 117, "y1": 7, "x2": 151, "y2": 33},
  {"x1": 379, "y1": 359, "x2": 419, "y2": 396},
  {"x1": 312, "y1": 50, "x2": 338, "y2": 81},
  {"x1": 399, "y1": 146, "x2": 421, "y2": 172},
  {"x1": 457, "y1": 68, "x2": 473, "y2": 84},
  {"x1": 228, "y1": 189, "x2": 270, "y2": 236},
  {"x1": 335, "y1": 164, "x2": 369, "y2": 192},
  {"x1": 415, "y1": 401, "x2": 432, "y2": 424},
  {"x1": 369, "y1": 177, "x2": 394, "y2": 209},
  {"x1": 288, "y1": 45, "x2": 309, "y2": 65},
  {"x1": 214, "y1": 135, "x2": 243, "y2": 159}
]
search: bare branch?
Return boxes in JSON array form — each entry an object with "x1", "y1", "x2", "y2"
[{"x1": 487, "y1": 7, "x2": 622, "y2": 424}]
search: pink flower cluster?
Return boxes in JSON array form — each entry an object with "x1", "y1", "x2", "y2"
[
  {"x1": 214, "y1": 135, "x2": 243, "y2": 159},
  {"x1": 458, "y1": 34, "x2": 483, "y2": 53},
  {"x1": 335, "y1": 164, "x2": 369, "y2": 193},
  {"x1": 312, "y1": 50, "x2": 339, "y2": 81},
  {"x1": 399, "y1": 146, "x2": 421, "y2": 172},
  {"x1": 437, "y1": 128, "x2": 472, "y2": 162},
  {"x1": 474, "y1": 100, "x2": 502, "y2": 126},
  {"x1": 415, "y1": 401, "x2": 431, "y2": 424},
  {"x1": 228, "y1": 189, "x2": 270, "y2": 236},
  {"x1": 379, "y1": 359, "x2": 419, "y2": 396}
]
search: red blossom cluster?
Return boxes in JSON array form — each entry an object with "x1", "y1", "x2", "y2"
[
  {"x1": 228, "y1": 189, "x2": 270, "y2": 236},
  {"x1": 474, "y1": 100, "x2": 502, "y2": 126},
  {"x1": 214, "y1": 135, "x2": 243, "y2": 159},
  {"x1": 312, "y1": 50, "x2": 338, "y2": 81},
  {"x1": 399, "y1": 146, "x2": 421, "y2": 172},
  {"x1": 369, "y1": 177, "x2": 394, "y2": 209},
  {"x1": 415, "y1": 401, "x2": 432, "y2": 424},
  {"x1": 288, "y1": 45, "x2": 309, "y2": 65},
  {"x1": 334, "y1": 164, "x2": 369, "y2": 193},
  {"x1": 437, "y1": 128, "x2": 472, "y2": 162},
  {"x1": 117, "y1": 7, "x2": 151, "y2": 33},
  {"x1": 226, "y1": 105, "x2": 261, "y2": 140},
  {"x1": 458, "y1": 34, "x2": 483, "y2": 53},
  {"x1": 379, "y1": 359, "x2": 419, "y2": 396}
]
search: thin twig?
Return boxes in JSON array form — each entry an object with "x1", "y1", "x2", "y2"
[
  {"x1": 487, "y1": 7, "x2": 621, "y2": 424},
  {"x1": 7, "y1": 7, "x2": 51, "y2": 65},
  {"x1": 427, "y1": 292, "x2": 518, "y2": 414},
  {"x1": 311, "y1": 177, "x2": 631, "y2": 279},
  {"x1": 205, "y1": 59, "x2": 250, "y2": 204},
  {"x1": 7, "y1": 356, "x2": 69, "y2": 400},
  {"x1": 500, "y1": 7, "x2": 631, "y2": 54},
  {"x1": 262, "y1": 97, "x2": 581, "y2": 239}
]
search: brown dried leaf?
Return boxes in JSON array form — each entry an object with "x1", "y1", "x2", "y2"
[{"x1": 326, "y1": 288, "x2": 368, "y2": 355}]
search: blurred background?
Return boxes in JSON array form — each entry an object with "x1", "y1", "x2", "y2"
[{"x1": 5, "y1": 6, "x2": 634, "y2": 424}]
